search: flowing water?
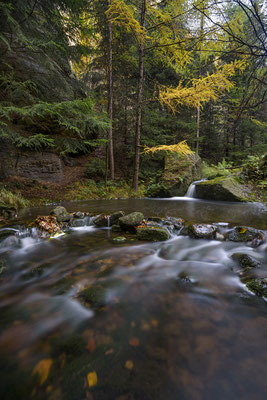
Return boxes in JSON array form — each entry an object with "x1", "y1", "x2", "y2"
[{"x1": 0, "y1": 198, "x2": 267, "y2": 400}]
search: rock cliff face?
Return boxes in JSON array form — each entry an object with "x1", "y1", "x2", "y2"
[
  {"x1": 0, "y1": 149, "x2": 64, "y2": 182},
  {"x1": 0, "y1": 1, "x2": 85, "y2": 182}
]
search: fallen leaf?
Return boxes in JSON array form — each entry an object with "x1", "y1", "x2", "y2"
[
  {"x1": 105, "y1": 348, "x2": 114, "y2": 355},
  {"x1": 240, "y1": 228, "x2": 247, "y2": 233},
  {"x1": 151, "y1": 319, "x2": 159, "y2": 327},
  {"x1": 33, "y1": 359, "x2": 53, "y2": 385},
  {"x1": 129, "y1": 337, "x2": 140, "y2": 347},
  {"x1": 86, "y1": 338, "x2": 96, "y2": 353},
  {"x1": 125, "y1": 360, "x2": 134, "y2": 370},
  {"x1": 87, "y1": 371, "x2": 98, "y2": 387}
]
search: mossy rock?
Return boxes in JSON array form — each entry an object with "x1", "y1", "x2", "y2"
[
  {"x1": 119, "y1": 212, "x2": 144, "y2": 231},
  {"x1": 246, "y1": 279, "x2": 267, "y2": 297},
  {"x1": 150, "y1": 153, "x2": 202, "y2": 197},
  {"x1": 50, "y1": 206, "x2": 71, "y2": 222},
  {"x1": 227, "y1": 226, "x2": 263, "y2": 242},
  {"x1": 112, "y1": 236, "x2": 127, "y2": 243},
  {"x1": 78, "y1": 285, "x2": 105, "y2": 310},
  {"x1": 194, "y1": 176, "x2": 256, "y2": 202},
  {"x1": 136, "y1": 226, "x2": 170, "y2": 242}
]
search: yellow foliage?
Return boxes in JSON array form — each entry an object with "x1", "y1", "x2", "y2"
[
  {"x1": 159, "y1": 59, "x2": 247, "y2": 111},
  {"x1": 87, "y1": 371, "x2": 98, "y2": 387},
  {"x1": 32, "y1": 359, "x2": 53, "y2": 385},
  {"x1": 250, "y1": 118, "x2": 267, "y2": 128},
  {"x1": 125, "y1": 360, "x2": 134, "y2": 370},
  {"x1": 143, "y1": 140, "x2": 193, "y2": 156},
  {"x1": 106, "y1": 0, "x2": 147, "y2": 41}
]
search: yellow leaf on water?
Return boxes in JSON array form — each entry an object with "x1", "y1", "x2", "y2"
[
  {"x1": 33, "y1": 359, "x2": 53, "y2": 385},
  {"x1": 240, "y1": 228, "x2": 247, "y2": 234},
  {"x1": 125, "y1": 360, "x2": 134, "y2": 370},
  {"x1": 87, "y1": 371, "x2": 98, "y2": 387}
]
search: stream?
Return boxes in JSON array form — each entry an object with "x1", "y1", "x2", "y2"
[{"x1": 0, "y1": 198, "x2": 267, "y2": 400}]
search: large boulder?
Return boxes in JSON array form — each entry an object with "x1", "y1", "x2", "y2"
[
  {"x1": 194, "y1": 176, "x2": 255, "y2": 202},
  {"x1": 119, "y1": 212, "x2": 144, "y2": 231},
  {"x1": 136, "y1": 226, "x2": 170, "y2": 242},
  {"x1": 147, "y1": 153, "x2": 202, "y2": 197}
]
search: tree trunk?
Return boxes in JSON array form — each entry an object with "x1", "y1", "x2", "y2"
[
  {"x1": 196, "y1": 106, "x2": 200, "y2": 155},
  {"x1": 107, "y1": 5, "x2": 115, "y2": 180},
  {"x1": 133, "y1": 0, "x2": 146, "y2": 192},
  {"x1": 195, "y1": 1, "x2": 204, "y2": 155}
]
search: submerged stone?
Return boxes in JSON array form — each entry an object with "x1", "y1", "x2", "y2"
[
  {"x1": 111, "y1": 224, "x2": 121, "y2": 232},
  {"x1": 188, "y1": 224, "x2": 217, "y2": 239},
  {"x1": 136, "y1": 226, "x2": 169, "y2": 242},
  {"x1": 231, "y1": 253, "x2": 261, "y2": 269},
  {"x1": 78, "y1": 285, "x2": 105, "y2": 310},
  {"x1": 112, "y1": 236, "x2": 127, "y2": 243},
  {"x1": 50, "y1": 206, "x2": 71, "y2": 222},
  {"x1": 119, "y1": 212, "x2": 144, "y2": 231}
]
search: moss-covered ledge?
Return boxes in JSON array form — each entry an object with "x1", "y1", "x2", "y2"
[{"x1": 194, "y1": 176, "x2": 257, "y2": 202}]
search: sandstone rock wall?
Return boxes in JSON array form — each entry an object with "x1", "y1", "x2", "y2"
[{"x1": 0, "y1": 150, "x2": 64, "y2": 182}]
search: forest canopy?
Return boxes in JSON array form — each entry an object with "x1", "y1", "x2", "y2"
[{"x1": 0, "y1": 0, "x2": 266, "y2": 190}]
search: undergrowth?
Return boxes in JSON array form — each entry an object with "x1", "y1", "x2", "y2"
[
  {"x1": 65, "y1": 180, "x2": 146, "y2": 200},
  {"x1": 0, "y1": 189, "x2": 29, "y2": 210}
]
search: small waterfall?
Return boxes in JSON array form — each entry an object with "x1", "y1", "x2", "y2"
[{"x1": 185, "y1": 179, "x2": 206, "y2": 198}]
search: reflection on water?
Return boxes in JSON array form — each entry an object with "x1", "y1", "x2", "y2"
[{"x1": 0, "y1": 200, "x2": 267, "y2": 400}]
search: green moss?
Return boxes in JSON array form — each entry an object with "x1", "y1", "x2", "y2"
[
  {"x1": 246, "y1": 279, "x2": 267, "y2": 297},
  {"x1": 78, "y1": 285, "x2": 105, "y2": 309},
  {"x1": 136, "y1": 226, "x2": 169, "y2": 241}
]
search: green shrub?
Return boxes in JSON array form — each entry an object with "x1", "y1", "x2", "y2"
[
  {"x1": 0, "y1": 189, "x2": 29, "y2": 210},
  {"x1": 86, "y1": 159, "x2": 106, "y2": 179}
]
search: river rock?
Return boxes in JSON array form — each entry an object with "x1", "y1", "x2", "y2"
[
  {"x1": 50, "y1": 206, "x2": 71, "y2": 223},
  {"x1": 188, "y1": 224, "x2": 217, "y2": 239},
  {"x1": 110, "y1": 211, "x2": 125, "y2": 226},
  {"x1": 112, "y1": 224, "x2": 121, "y2": 232},
  {"x1": 246, "y1": 278, "x2": 267, "y2": 297},
  {"x1": 78, "y1": 285, "x2": 105, "y2": 310},
  {"x1": 112, "y1": 236, "x2": 127, "y2": 243},
  {"x1": 227, "y1": 226, "x2": 263, "y2": 243},
  {"x1": 231, "y1": 253, "x2": 261, "y2": 269},
  {"x1": 119, "y1": 212, "x2": 144, "y2": 231},
  {"x1": 136, "y1": 226, "x2": 170, "y2": 242},
  {"x1": 194, "y1": 176, "x2": 255, "y2": 202},
  {"x1": 73, "y1": 211, "x2": 84, "y2": 219},
  {"x1": 93, "y1": 214, "x2": 109, "y2": 227}
]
